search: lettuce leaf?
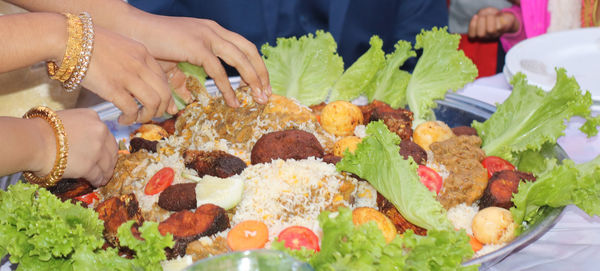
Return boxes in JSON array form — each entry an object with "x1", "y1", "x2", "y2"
[
  {"x1": 117, "y1": 221, "x2": 174, "y2": 270},
  {"x1": 328, "y1": 35, "x2": 386, "y2": 102},
  {"x1": 294, "y1": 208, "x2": 476, "y2": 271},
  {"x1": 0, "y1": 183, "x2": 172, "y2": 270},
  {"x1": 473, "y1": 69, "x2": 593, "y2": 162},
  {"x1": 261, "y1": 30, "x2": 344, "y2": 106},
  {"x1": 581, "y1": 114, "x2": 600, "y2": 136},
  {"x1": 177, "y1": 62, "x2": 208, "y2": 86},
  {"x1": 336, "y1": 121, "x2": 452, "y2": 231},
  {"x1": 511, "y1": 156, "x2": 600, "y2": 230},
  {"x1": 364, "y1": 40, "x2": 415, "y2": 108},
  {"x1": 406, "y1": 27, "x2": 477, "y2": 126}
]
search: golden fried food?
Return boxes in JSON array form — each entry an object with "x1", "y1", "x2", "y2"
[
  {"x1": 320, "y1": 101, "x2": 363, "y2": 136},
  {"x1": 413, "y1": 121, "x2": 455, "y2": 151},
  {"x1": 133, "y1": 124, "x2": 169, "y2": 141},
  {"x1": 333, "y1": 136, "x2": 362, "y2": 157},
  {"x1": 250, "y1": 130, "x2": 324, "y2": 164},
  {"x1": 352, "y1": 207, "x2": 397, "y2": 243},
  {"x1": 472, "y1": 207, "x2": 516, "y2": 245}
]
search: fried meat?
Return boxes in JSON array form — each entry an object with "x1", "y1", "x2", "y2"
[
  {"x1": 251, "y1": 129, "x2": 324, "y2": 164},
  {"x1": 399, "y1": 140, "x2": 427, "y2": 165},
  {"x1": 95, "y1": 194, "x2": 144, "y2": 247},
  {"x1": 47, "y1": 178, "x2": 93, "y2": 202},
  {"x1": 158, "y1": 183, "x2": 198, "y2": 211},
  {"x1": 129, "y1": 137, "x2": 158, "y2": 153},
  {"x1": 183, "y1": 150, "x2": 246, "y2": 178},
  {"x1": 480, "y1": 170, "x2": 536, "y2": 209},
  {"x1": 377, "y1": 193, "x2": 427, "y2": 236},
  {"x1": 366, "y1": 100, "x2": 414, "y2": 140}
]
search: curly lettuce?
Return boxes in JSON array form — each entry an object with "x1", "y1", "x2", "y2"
[
  {"x1": 278, "y1": 208, "x2": 476, "y2": 271},
  {"x1": 261, "y1": 30, "x2": 344, "y2": 106},
  {"x1": 364, "y1": 40, "x2": 416, "y2": 108},
  {"x1": 406, "y1": 27, "x2": 477, "y2": 125},
  {"x1": 337, "y1": 121, "x2": 452, "y2": 231},
  {"x1": 0, "y1": 182, "x2": 173, "y2": 270},
  {"x1": 473, "y1": 69, "x2": 593, "y2": 163},
  {"x1": 328, "y1": 35, "x2": 386, "y2": 102}
]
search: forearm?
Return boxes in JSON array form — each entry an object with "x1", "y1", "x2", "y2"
[
  {"x1": 0, "y1": 117, "x2": 54, "y2": 176},
  {"x1": 4, "y1": 0, "x2": 147, "y2": 38},
  {"x1": 0, "y1": 12, "x2": 66, "y2": 73}
]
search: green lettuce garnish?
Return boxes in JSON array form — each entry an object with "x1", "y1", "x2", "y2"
[
  {"x1": 328, "y1": 35, "x2": 386, "y2": 102},
  {"x1": 0, "y1": 182, "x2": 173, "y2": 270},
  {"x1": 511, "y1": 156, "x2": 600, "y2": 232},
  {"x1": 177, "y1": 62, "x2": 208, "y2": 86},
  {"x1": 473, "y1": 68, "x2": 593, "y2": 163},
  {"x1": 364, "y1": 40, "x2": 415, "y2": 108},
  {"x1": 337, "y1": 121, "x2": 452, "y2": 231},
  {"x1": 406, "y1": 27, "x2": 478, "y2": 125},
  {"x1": 275, "y1": 208, "x2": 476, "y2": 271},
  {"x1": 261, "y1": 30, "x2": 344, "y2": 106}
]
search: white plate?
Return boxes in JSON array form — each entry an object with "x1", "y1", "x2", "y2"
[{"x1": 504, "y1": 27, "x2": 600, "y2": 103}]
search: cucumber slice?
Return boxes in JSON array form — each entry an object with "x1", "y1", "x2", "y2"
[{"x1": 195, "y1": 175, "x2": 244, "y2": 210}]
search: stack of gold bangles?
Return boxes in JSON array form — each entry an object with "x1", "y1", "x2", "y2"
[
  {"x1": 22, "y1": 106, "x2": 68, "y2": 187},
  {"x1": 47, "y1": 12, "x2": 94, "y2": 92}
]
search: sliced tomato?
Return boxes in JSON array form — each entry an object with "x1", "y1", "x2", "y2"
[
  {"x1": 481, "y1": 156, "x2": 515, "y2": 179},
  {"x1": 417, "y1": 165, "x2": 443, "y2": 194},
  {"x1": 145, "y1": 167, "x2": 175, "y2": 195},
  {"x1": 278, "y1": 226, "x2": 320, "y2": 252},
  {"x1": 74, "y1": 192, "x2": 99, "y2": 205}
]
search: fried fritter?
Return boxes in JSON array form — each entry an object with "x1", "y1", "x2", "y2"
[
  {"x1": 158, "y1": 183, "x2": 197, "y2": 211},
  {"x1": 399, "y1": 140, "x2": 427, "y2": 165},
  {"x1": 367, "y1": 100, "x2": 414, "y2": 141},
  {"x1": 377, "y1": 193, "x2": 427, "y2": 236},
  {"x1": 95, "y1": 194, "x2": 144, "y2": 247},
  {"x1": 183, "y1": 150, "x2": 246, "y2": 178},
  {"x1": 251, "y1": 129, "x2": 324, "y2": 164},
  {"x1": 47, "y1": 178, "x2": 93, "y2": 203}
]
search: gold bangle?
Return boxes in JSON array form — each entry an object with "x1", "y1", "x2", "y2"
[
  {"x1": 63, "y1": 12, "x2": 94, "y2": 92},
  {"x1": 22, "y1": 106, "x2": 69, "y2": 187},
  {"x1": 47, "y1": 13, "x2": 84, "y2": 83}
]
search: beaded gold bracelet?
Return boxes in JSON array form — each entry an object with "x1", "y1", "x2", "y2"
[
  {"x1": 47, "y1": 13, "x2": 84, "y2": 84},
  {"x1": 22, "y1": 106, "x2": 69, "y2": 187},
  {"x1": 63, "y1": 12, "x2": 94, "y2": 92}
]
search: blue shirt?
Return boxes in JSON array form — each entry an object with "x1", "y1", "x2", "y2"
[{"x1": 129, "y1": 0, "x2": 448, "y2": 71}]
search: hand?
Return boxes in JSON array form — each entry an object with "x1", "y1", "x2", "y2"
[
  {"x1": 468, "y1": 7, "x2": 519, "y2": 40},
  {"x1": 82, "y1": 26, "x2": 177, "y2": 125},
  {"x1": 127, "y1": 14, "x2": 271, "y2": 107},
  {"x1": 33, "y1": 109, "x2": 118, "y2": 187}
]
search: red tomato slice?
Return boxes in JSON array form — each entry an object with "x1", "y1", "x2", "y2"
[
  {"x1": 145, "y1": 167, "x2": 175, "y2": 195},
  {"x1": 278, "y1": 226, "x2": 320, "y2": 252},
  {"x1": 74, "y1": 192, "x2": 99, "y2": 205},
  {"x1": 481, "y1": 156, "x2": 515, "y2": 179},
  {"x1": 417, "y1": 165, "x2": 443, "y2": 194}
]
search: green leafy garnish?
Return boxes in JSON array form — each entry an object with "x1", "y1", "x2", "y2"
[
  {"x1": 0, "y1": 182, "x2": 173, "y2": 270},
  {"x1": 474, "y1": 68, "x2": 593, "y2": 163},
  {"x1": 406, "y1": 27, "x2": 478, "y2": 125},
  {"x1": 329, "y1": 35, "x2": 386, "y2": 102},
  {"x1": 337, "y1": 121, "x2": 453, "y2": 231},
  {"x1": 261, "y1": 30, "x2": 344, "y2": 106},
  {"x1": 364, "y1": 40, "x2": 415, "y2": 108}
]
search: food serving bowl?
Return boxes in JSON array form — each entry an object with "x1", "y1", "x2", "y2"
[{"x1": 0, "y1": 78, "x2": 567, "y2": 270}]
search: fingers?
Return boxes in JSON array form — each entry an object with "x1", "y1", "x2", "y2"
[
  {"x1": 99, "y1": 132, "x2": 118, "y2": 182},
  {"x1": 468, "y1": 15, "x2": 478, "y2": 38},
  {"x1": 144, "y1": 55, "x2": 176, "y2": 115},
  {"x1": 199, "y1": 53, "x2": 240, "y2": 107}
]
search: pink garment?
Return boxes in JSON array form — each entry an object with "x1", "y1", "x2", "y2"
[{"x1": 500, "y1": 0, "x2": 551, "y2": 52}]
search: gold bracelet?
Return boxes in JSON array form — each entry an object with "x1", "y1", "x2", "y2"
[
  {"x1": 63, "y1": 12, "x2": 94, "y2": 92},
  {"x1": 47, "y1": 13, "x2": 84, "y2": 83},
  {"x1": 22, "y1": 106, "x2": 69, "y2": 187}
]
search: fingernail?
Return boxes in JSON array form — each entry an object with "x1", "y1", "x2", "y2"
[
  {"x1": 266, "y1": 85, "x2": 272, "y2": 95},
  {"x1": 261, "y1": 92, "x2": 269, "y2": 103}
]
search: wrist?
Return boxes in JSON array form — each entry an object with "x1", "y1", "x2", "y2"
[
  {"x1": 43, "y1": 12, "x2": 69, "y2": 63},
  {"x1": 26, "y1": 117, "x2": 56, "y2": 176}
]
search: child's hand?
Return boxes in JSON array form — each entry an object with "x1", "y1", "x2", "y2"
[{"x1": 468, "y1": 7, "x2": 519, "y2": 39}]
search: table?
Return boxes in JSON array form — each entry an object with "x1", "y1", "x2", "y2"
[{"x1": 457, "y1": 74, "x2": 600, "y2": 271}]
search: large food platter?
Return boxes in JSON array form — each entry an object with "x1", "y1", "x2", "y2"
[{"x1": 0, "y1": 78, "x2": 567, "y2": 270}]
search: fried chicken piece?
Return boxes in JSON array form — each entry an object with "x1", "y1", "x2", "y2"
[
  {"x1": 95, "y1": 194, "x2": 144, "y2": 247},
  {"x1": 399, "y1": 140, "x2": 427, "y2": 165},
  {"x1": 452, "y1": 126, "x2": 478, "y2": 137},
  {"x1": 183, "y1": 150, "x2": 246, "y2": 178},
  {"x1": 158, "y1": 183, "x2": 197, "y2": 211},
  {"x1": 129, "y1": 137, "x2": 158, "y2": 153},
  {"x1": 158, "y1": 204, "x2": 230, "y2": 258},
  {"x1": 377, "y1": 193, "x2": 427, "y2": 236},
  {"x1": 251, "y1": 129, "x2": 324, "y2": 164},
  {"x1": 367, "y1": 100, "x2": 414, "y2": 141},
  {"x1": 47, "y1": 178, "x2": 93, "y2": 202},
  {"x1": 480, "y1": 170, "x2": 536, "y2": 209}
]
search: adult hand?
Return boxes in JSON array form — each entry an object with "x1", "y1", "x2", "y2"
[
  {"x1": 33, "y1": 109, "x2": 118, "y2": 187},
  {"x1": 82, "y1": 26, "x2": 177, "y2": 125},
  {"x1": 126, "y1": 15, "x2": 271, "y2": 107},
  {"x1": 468, "y1": 7, "x2": 519, "y2": 40}
]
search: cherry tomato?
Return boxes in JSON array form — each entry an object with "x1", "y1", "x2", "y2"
[
  {"x1": 277, "y1": 226, "x2": 320, "y2": 252},
  {"x1": 74, "y1": 192, "x2": 99, "y2": 205},
  {"x1": 481, "y1": 156, "x2": 515, "y2": 179},
  {"x1": 417, "y1": 165, "x2": 443, "y2": 194},
  {"x1": 145, "y1": 167, "x2": 175, "y2": 195}
]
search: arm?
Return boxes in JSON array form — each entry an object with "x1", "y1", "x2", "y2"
[
  {"x1": 5, "y1": 0, "x2": 271, "y2": 105},
  {"x1": 0, "y1": 109, "x2": 118, "y2": 187}
]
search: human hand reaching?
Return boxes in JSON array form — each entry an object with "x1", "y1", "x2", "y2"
[
  {"x1": 32, "y1": 109, "x2": 117, "y2": 187},
  {"x1": 125, "y1": 15, "x2": 271, "y2": 107},
  {"x1": 82, "y1": 26, "x2": 177, "y2": 125},
  {"x1": 468, "y1": 7, "x2": 519, "y2": 40}
]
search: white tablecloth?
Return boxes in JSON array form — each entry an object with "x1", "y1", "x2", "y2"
[{"x1": 457, "y1": 74, "x2": 600, "y2": 271}]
